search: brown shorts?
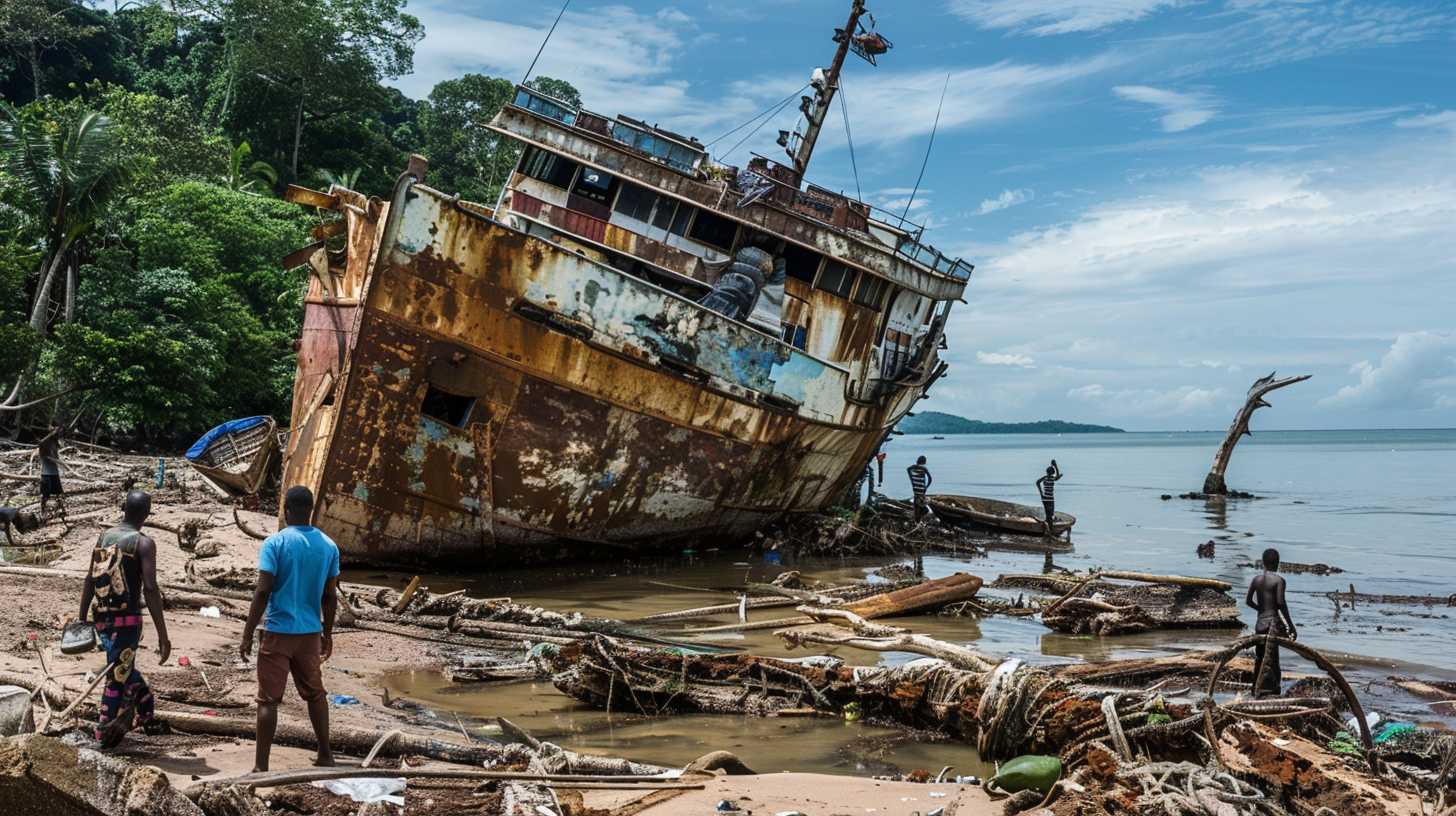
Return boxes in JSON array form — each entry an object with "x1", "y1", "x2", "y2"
[{"x1": 256, "y1": 631, "x2": 326, "y2": 704}]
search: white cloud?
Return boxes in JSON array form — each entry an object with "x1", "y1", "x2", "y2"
[
  {"x1": 1113, "y1": 85, "x2": 1218, "y2": 132},
  {"x1": 978, "y1": 188, "x2": 1034, "y2": 214},
  {"x1": 392, "y1": 3, "x2": 761, "y2": 135},
  {"x1": 816, "y1": 56, "x2": 1122, "y2": 150},
  {"x1": 977, "y1": 351, "x2": 1036, "y2": 367},
  {"x1": 1320, "y1": 332, "x2": 1456, "y2": 410},
  {"x1": 947, "y1": 0, "x2": 1187, "y2": 35},
  {"x1": 981, "y1": 137, "x2": 1456, "y2": 296},
  {"x1": 1069, "y1": 383, "x2": 1226, "y2": 416},
  {"x1": 1396, "y1": 111, "x2": 1456, "y2": 132}
]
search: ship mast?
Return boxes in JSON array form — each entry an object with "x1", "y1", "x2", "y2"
[{"x1": 791, "y1": 0, "x2": 868, "y2": 180}]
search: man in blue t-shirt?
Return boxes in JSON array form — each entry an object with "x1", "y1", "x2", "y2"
[{"x1": 240, "y1": 486, "x2": 341, "y2": 772}]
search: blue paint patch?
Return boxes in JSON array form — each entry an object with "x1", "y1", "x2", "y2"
[
  {"x1": 596, "y1": 470, "x2": 618, "y2": 489},
  {"x1": 352, "y1": 483, "x2": 370, "y2": 502}
]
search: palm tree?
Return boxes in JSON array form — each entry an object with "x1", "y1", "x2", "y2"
[
  {"x1": 226, "y1": 140, "x2": 279, "y2": 193},
  {"x1": 314, "y1": 167, "x2": 365, "y2": 191},
  {"x1": 0, "y1": 101, "x2": 130, "y2": 408}
]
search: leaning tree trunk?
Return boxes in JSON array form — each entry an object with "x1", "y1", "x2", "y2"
[{"x1": 1203, "y1": 372, "x2": 1310, "y2": 494}]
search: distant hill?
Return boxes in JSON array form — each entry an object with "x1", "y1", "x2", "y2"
[{"x1": 898, "y1": 411, "x2": 1125, "y2": 435}]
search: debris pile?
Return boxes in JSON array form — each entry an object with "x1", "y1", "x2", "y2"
[{"x1": 993, "y1": 571, "x2": 1243, "y2": 636}]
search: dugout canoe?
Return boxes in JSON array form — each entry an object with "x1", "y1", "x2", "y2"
[{"x1": 927, "y1": 494, "x2": 1075, "y2": 537}]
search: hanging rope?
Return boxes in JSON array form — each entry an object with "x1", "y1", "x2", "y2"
[
  {"x1": 838, "y1": 76, "x2": 861, "y2": 201},
  {"x1": 722, "y1": 90, "x2": 805, "y2": 162},
  {"x1": 705, "y1": 83, "x2": 812, "y2": 151},
  {"x1": 899, "y1": 72, "x2": 950, "y2": 227},
  {"x1": 522, "y1": 0, "x2": 571, "y2": 85}
]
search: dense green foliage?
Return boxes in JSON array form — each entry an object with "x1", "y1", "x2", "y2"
[
  {"x1": 0, "y1": 0, "x2": 578, "y2": 444},
  {"x1": 897, "y1": 411, "x2": 1125, "y2": 435}
]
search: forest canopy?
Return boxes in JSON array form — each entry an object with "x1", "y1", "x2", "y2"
[{"x1": 0, "y1": 0, "x2": 577, "y2": 444}]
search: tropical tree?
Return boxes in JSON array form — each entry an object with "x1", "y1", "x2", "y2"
[
  {"x1": 313, "y1": 167, "x2": 364, "y2": 191},
  {"x1": 226, "y1": 141, "x2": 278, "y2": 192},
  {"x1": 0, "y1": 101, "x2": 131, "y2": 407}
]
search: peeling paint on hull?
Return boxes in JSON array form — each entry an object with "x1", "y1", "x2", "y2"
[{"x1": 283, "y1": 181, "x2": 946, "y2": 565}]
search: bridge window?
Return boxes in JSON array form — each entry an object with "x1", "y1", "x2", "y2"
[
  {"x1": 614, "y1": 183, "x2": 655, "y2": 221},
  {"x1": 571, "y1": 167, "x2": 618, "y2": 205},
  {"x1": 668, "y1": 203, "x2": 693, "y2": 236},
  {"x1": 816, "y1": 261, "x2": 857, "y2": 298},
  {"x1": 781, "y1": 243, "x2": 821, "y2": 284},
  {"x1": 687, "y1": 209, "x2": 738, "y2": 251},
  {"x1": 780, "y1": 322, "x2": 808, "y2": 351},
  {"x1": 514, "y1": 87, "x2": 577, "y2": 126},
  {"x1": 520, "y1": 147, "x2": 578, "y2": 189},
  {"x1": 853, "y1": 274, "x2": 890, "y2": 309}
]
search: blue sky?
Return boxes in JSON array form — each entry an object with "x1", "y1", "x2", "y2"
[{"x1": 389, "y1": 0, "x2": 1456, "y2": 431}]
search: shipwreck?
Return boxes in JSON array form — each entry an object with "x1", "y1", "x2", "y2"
[{"x1": 278, "y1": 1, "x2": 972, "y2": 564}]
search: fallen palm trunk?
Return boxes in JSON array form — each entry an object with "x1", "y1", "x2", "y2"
[
  {"x1": 1218, "y1": 721, "x2": 1424, "y2": 814},
  {"x1": 188, "y1": 768, "x2": 687, "y2": 795}
]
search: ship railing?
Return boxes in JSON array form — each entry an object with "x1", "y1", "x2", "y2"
[{"x1": 740, "y1": 154, "x2": 973, "y2": 282}]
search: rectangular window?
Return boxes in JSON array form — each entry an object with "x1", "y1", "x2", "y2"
[
  {"x1": 613, "y1": 183, "x2": 656, "y2": 222},
  {"x1": 816, "y1": 261, "x2": 857, "y2": 298},
  {"x1": 669, "y1": 203, "x2": 694, "y2": 236},
  {"x1": 687, "y1": 209, "x2": 738, "y2": 251},
  {"x1": 571, "y1": 166, "x2": 617, "y2": 205},
  {"x1": 853, "y1": 274, "x2": 890, "y2": 309},
  {"x1": 650, "y1": 197, "x2": 678, "y2": 231},
  {"x1": 520, "y1": 146, "x2": 578, "y2": 189},
  {"x1": 780, "y1": 323, "x2": 808, "y2": 351},
  {"x1": 514, "y1": 87, "x2": 577, "y2": 126},
  {"x1": 781, "y1": 243, "x2": 821, "y2": 284},
  {"x1": 421, "y1": 385, "x2": 474, "y2": 427}
]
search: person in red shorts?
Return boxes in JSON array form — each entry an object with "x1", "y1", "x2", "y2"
[{"x1": 240, "y1": 486, "x2": 340, "y2": 772}]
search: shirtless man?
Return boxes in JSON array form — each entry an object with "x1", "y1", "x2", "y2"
[{"x1": 1245, "y1": 547, "x2": 1297, "y2": 698}]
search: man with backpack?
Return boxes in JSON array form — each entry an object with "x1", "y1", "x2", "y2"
[{"x1": 78, "y1": 490, "x2": 171, "y2": 747}]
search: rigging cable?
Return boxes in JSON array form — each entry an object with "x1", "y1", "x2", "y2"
[
  {"x1": 722, "y1": 89, "x2": 805, "y2": 161},
  {"x1": 838, "y1": 75, "x2": 862, "y2": 201},
  {"x1": 705, "y1": 83, "x2": 811, "y2": 151},
  {"x1": 522, "y1": 0, "x2": 572, "y2": 85},
  {"x1": 900, "y1": 71, "x2": 951, "y2": 228}
]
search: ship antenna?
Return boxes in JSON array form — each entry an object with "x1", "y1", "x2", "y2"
[
  {"x1": 522, "y1": 0, "x2": 571, "y2": 85},
  {"x1": 792, "y1": 0, "x2": 884, "y2": 180},
  {"x1": 900, "y1": 71, "x2": 950, "y2": 228}
]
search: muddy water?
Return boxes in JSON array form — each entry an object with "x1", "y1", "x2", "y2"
[{"x1": 373, "y1": 429, "x2": 1456, "y2": 773}]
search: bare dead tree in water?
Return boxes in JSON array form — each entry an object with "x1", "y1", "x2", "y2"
[{"x1": 1203, "y1": 372, "x2": 1310, "y2": 495}]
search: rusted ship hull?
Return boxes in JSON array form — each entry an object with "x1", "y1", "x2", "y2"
[{"x1": 282, "y1": 175, "x2": 938, "y2": 564}]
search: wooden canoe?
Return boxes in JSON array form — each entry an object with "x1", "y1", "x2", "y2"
[
  {"x1": 927, "y1": 494, "x2": 1075, "y2": 536},
  {"x1": 184, "y1": 416, "x2": 279, "y2": 496}
]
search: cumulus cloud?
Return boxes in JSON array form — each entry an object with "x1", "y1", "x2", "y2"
[
  {"x1": 981, "y1": 139, "x2": 1456, "y2": 296},
  {"x1": 1320, "y1": 332, "x2": 1456, "y2": 410},
  {"x1": 946, "y1": 0, "x2": 1187, "y2": 35},
  {"x1": 978, "y1": 188, "x2": 1034, "y2": 215},
  {"x1": 977, "y1": 351, "x2": 1036, "y2": 367},
  {"x1": 1114, "y1": 85, "x2": 1219, "y2": 132}
]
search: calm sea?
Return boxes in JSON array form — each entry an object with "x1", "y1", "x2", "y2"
[{"x1": 882, "y1": 429, "x2": 1456, "y2": 670}]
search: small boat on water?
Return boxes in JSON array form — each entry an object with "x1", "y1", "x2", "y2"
[
  {"x1": 185, "y1": 416, "x2": 279, "y2": 496},
  {"x1": 926, "y1": 494, "x2": 1075, "y2": 537}
]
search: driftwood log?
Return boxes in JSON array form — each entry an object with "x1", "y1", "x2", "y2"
[{"x1": 1203, "y1": 371, "x2": 1310, "y2": 494}]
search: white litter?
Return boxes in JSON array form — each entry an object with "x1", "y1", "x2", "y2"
[
  {"x1": 198, "y1": 606, "x2": 222, "y2": 619},
  {"x1": 311, "y1": 777, "x2": 406, "y2": 805},
  {"x1": 929, "y1": 791, "x2": 947, "y2": 798}
]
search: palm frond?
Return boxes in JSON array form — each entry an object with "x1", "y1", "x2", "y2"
[{"x1": 0, "y1": 101, "x2": 61, "y2": 214}]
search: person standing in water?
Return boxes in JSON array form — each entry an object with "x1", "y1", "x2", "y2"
[
  {"x1": 1035, "y1": 460, "x2": 1062, "y2": 535},
  {"x1": 1246, "y1": 547, "x2": 1297, "y2": 698},
  {"x1": 906, "y1": 456, "x2": 932, "y2": 521}
]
